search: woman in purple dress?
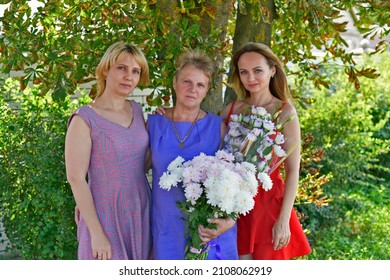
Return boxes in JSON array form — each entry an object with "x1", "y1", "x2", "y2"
[
  {"x1": 65, "y1": 42, "x2": 152, "y2": 260},
  {"x1": 148, "y1": 50, "x2": 238, "y2": 260}
]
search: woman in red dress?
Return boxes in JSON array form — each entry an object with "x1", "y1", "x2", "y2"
[{"x1": 221, "y1": 42, "x2": 311, "y2": 260}]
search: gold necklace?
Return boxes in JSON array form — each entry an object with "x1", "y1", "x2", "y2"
[{"x1": 171, "y1": 107, "x2": 200, "y2": 148}]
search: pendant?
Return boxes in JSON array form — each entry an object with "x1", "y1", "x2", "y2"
[{"x1": 179, "y1": 143, "x2": 184, "y2": 148}]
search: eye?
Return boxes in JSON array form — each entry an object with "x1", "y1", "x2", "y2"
[
  {"x1": 255, "y1": 69, "x2": 262, "y2": 73},
  {"x1": 239, "y1": 70, "x2": 247, "y2": 75},
  {"x1": 197, "y1": 83, "x2": 206, "y2": 88},
  {"x1": 132, "y1": 69, "x2": 141, "y2": 75}
]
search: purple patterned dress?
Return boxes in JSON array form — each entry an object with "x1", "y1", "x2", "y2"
[{"x1": 68, "y1": 100, "x2": 151, "y2": 260}]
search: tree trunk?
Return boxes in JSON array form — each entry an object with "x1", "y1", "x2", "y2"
[{"x1": 194, "y1": 0, "x2": 233, "y2": 114}]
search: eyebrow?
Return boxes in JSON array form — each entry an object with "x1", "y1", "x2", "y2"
[{"x1": 117, "y1": 63, "x2": 141, "y2": 70}]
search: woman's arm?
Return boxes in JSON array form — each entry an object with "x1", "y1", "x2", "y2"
[
  {"x1": 65, "y1": 115, "x2": 112, "y2": 260},
  {"x1": 272, "y1": 104, "x2": 301, "y2": 250}
]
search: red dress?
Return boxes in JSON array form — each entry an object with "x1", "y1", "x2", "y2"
[
  {"x1": 225, "y1": 101, "x2": 311, "y2": 260},
  {"x1": 237, "y1": 165, "x2": 312, "y2": 259}
]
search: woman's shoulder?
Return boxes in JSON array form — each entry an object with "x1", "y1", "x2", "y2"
[
  {"x1": 204, "y1": 111, "x2": 222, "y2": 122},
  {"x1": 68, "y1": 105, "x2": 93, "y2": 128},
  {"x1": 129, "y1": 99, "x2": 142, "y2": 109},
  {"x1": 220, "y1": 100, "x2": 246, "y2": 117},
  {"x1": 279, "y1": 101, "x2": 296, "y2": 115}
]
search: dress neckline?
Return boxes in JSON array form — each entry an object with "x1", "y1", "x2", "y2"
[{"x1": 86, "y1": 100, "x2": 134, "y2": 129}]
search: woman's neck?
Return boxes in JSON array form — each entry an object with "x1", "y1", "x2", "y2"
[
  {"x1": 93, "y1": 93, "x2": 128, "y2": 111},
  {"x1": 246, "y1": 92, "x2": 274, "y2": 108},
  {"x1": 172, "y1": 105, "x2": 201, "y2": 122}
]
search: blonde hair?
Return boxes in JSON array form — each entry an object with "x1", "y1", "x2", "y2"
[
  {"x1": 175, "y1": 49, "x2": 216, "y2": 86},
  {"x1": 231, "y1": 42, "x2": 292, "y2": 103},
  {"x1": 95, "y1": 42, "x2": 150, "y2": 98}
]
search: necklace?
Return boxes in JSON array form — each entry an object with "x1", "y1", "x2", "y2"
[
  {"x1": 171, "y1": 107, "x2": 200, "y2": 148},
  {"x1": 264, "y1": 96, "x2": 274, "y2": 108}
]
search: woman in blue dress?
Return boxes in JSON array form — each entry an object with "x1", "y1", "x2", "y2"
[{"x1": 148, "y1": 50, "x2": 238, "y2": 260}]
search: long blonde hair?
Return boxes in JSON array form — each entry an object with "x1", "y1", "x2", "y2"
[
  {"x1": 95, "y1": 42, "x2": 150, "y2": 98},
  {"x1": 231, "y1": 42, "x2": 292, "y2": 103}
]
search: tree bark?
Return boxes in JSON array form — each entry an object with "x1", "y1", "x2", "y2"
[{"x1": 194, "y1": 0, "x2": 233, "y2": 114}]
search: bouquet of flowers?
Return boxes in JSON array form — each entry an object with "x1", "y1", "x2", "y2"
[
  {"x1": 159, "y1": 150, "x2": 258, "y2": 260},
  {"x1": 224, "y1": 105, "x2": 291, "y2": 191}
]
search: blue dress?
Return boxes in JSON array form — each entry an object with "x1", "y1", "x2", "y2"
[{"x1": 148, "y1": 112, "x2": 238, "y2": 260}]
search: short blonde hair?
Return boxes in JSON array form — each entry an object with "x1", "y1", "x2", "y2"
[
  {"x1": 95, "y1": 42, "x2": 150, "y2": 98},
  {"x1": 231, "y1": 42, "x2": 292, "y2": 103},
  {"x1": 175, "y1": 49, "x2": 216, "y2": 86}
]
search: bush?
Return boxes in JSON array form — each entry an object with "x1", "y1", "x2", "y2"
[
  {"x1": 0, "y1": 79, "x2": 91, "y2": 259},
  {"x1": 297, "y1": 53, "x2": 390, "y2": 259}
]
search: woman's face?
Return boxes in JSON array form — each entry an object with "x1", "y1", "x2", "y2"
[
  {"x1": 104, "y1": 53, "x2": 141, "y2": 96},
  {"x1": 237, "y1": 51, "x2": 275, "y2": 96},
  {"x1": 173, "y1": 64, "x2": 210, "y2": 109}
]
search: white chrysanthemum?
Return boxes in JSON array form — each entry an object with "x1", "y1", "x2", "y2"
[
  {"x1": 242, "y1": 174, "x2": 258, "y2": 196},
  {"x1": 182, "y1": 165, "x2": 202, "y2": 184},
  {"x1": 219, "y1": 195, "x2": 235, "y2": 214},
  {"x1": 205, "y1": 181, "x2": 220, "y2": 207},
  {"x1": 167, "y1": 156, "x2": 185, "y2": 172},
  {"x1": 159, "y1": 171, "x2": 181, "y2": 191},
  {"x1": 184, "y1": 182, "x2": 203, "y2": 203},
  {"x1": 275, "y1": 132, "x2": 285, "y2": 145},
  {"x1": 234, "y1": 191, "x2": 255, "y2": 215},
  {"x1": 216, "y1": 150, "x2": 235, "y2": 162},
  {"x1": 274, "y1": 144, "x2": 287, "y2": 157},
  {"x1": 241, "y1": 161, "x2": 257, "y2": 174},
  {"x1": 257, "y1": 172, "x2": 273, "y2": 191}
]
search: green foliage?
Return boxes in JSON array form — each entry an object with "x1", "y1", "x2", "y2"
[
  {"x1": 297, "y1": 53, "x2": 390, "y2": 259},
  {"x1": 307, "y1": 185, "x2": 390, "y2": 260},
  {"x1": 0, "y1": 1, "x2": 388, "y2": 113},
  {"x1": 0, "y1": 78, "x2": 91, "y2": 259},
  {"x1": 299, "y1": 53, "x2": 390, "y2": 190}
]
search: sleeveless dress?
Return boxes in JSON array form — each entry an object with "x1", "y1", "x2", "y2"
[
  {"x1": 148, "y1": 113, "x2": 238, "y2": 260},
  {"x1": 226, "y1": 101, "x2": 311, "y2": 260},
  {"x1": 68, "y1": 101, "x2": 152, "y2": 260}
]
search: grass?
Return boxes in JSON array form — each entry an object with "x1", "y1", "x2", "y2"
[{"x1": 305, "y1": 183, "x2": 390, "y2": 260}]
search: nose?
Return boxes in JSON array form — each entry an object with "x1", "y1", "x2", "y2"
[
  {"x1": 124, "y1": 70, "x2": 133, "y2": 80},
  {"x1": 187, "y1": 83, "x2": 195, "y2": 92},
  {"x1": 248, "y1": 72, "x2": 256, "y2": 81}
]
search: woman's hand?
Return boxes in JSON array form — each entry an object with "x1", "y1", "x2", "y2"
[
  {"x1": 91, "y1": 231, "x2": 112, "y2": 260},
  {"x1": 74, "y1": 205, "x2": 80, "y2": 225},
  {"x1": 153, "y1": 105, "x2": 167, "y2": 115},
  {"x1": 198, "y1": 217, "x2": 236, "y2": 243},
  {"x1": 272, "y1": 217, "x2": 291, "y2": 250}
]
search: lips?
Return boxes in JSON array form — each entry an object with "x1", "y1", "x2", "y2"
[{"x1": 120, "y1": 83, "x2": 133, "y2": 88}]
